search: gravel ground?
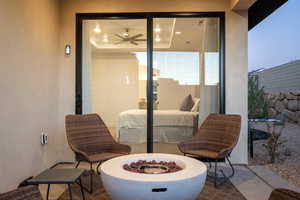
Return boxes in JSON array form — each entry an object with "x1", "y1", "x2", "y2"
[{"x1": 249, "y1": 122, "x2": 300, "y2": 188}]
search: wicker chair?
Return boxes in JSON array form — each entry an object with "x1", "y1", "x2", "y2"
[
  {"x1": 268, "y1": 188, "x2": 300, "y2": 200},
  {"x1": 65, "y1": 113, "x2": 131, "y2": 193},
  {"x1": 178, "y1": 113, "x2": 241, "y2": 187},
  {"x1": 0, "y1": 186, "x2": 42, "y2": 200}
]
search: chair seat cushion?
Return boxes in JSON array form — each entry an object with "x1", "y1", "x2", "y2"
[{"x1": 184, "y1": 149, "x2": 221, "y2": 159}]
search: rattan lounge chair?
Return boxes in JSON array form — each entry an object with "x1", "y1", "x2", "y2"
[
  {"x1": 178, "y1": 113, "x2": 241, "y2": 187},
  {"x1": 0, "y1": 186, "x2": 42, "y2": 200},
  {"x1": 65, "y1": 113, "x2": 131, "y2": 193}
]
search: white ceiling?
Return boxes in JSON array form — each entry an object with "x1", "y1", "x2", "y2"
[{"x1": 87, "y1": 17, "x2": 219, "y2": 52}]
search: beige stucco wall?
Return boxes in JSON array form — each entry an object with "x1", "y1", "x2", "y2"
[
  {"x1": 58, "y1": 0, "x2": 248, "y2": 164},
  {"x1": 0, "y1": 0, "x2": 248, "y2": 192},
  {"x1": 0, "y1": 0, "x2": 61, "y2": 192}
]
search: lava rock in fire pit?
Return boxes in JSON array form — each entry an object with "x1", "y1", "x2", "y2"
[{"x1": 123, "y1": 160, "x2": 182, "y2": 174}]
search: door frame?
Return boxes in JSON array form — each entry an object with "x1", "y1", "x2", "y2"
[{"x1": 75, "y1": 12, "x2": 225, "y2": 153}]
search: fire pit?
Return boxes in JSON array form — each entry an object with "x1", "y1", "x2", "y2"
[
  {"x1": 100, "y1": 153, "x2": 207, "y2": 200},
  {"x1": 123, "y1": 160, "x2": 182, "y2": 174}
]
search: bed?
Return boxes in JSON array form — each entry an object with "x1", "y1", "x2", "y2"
[{"x1": 118, "y1": 109, "x2": 198, "y2": 143}]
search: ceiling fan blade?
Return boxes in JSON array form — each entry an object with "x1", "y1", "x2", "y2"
[
  {"x1": 115, "y1": 34, "x2": 125, "y2": 40},
  {"x1": 134, "y1": 39, "x2": 147, "y2": 41},
  {"x1": 129, "y1": 34, "x2": 143, "y2": 40},
  {"x1": 114, "y1": 40, "x2": 124, "y2": 45},
  {"x1": 130, "y1": 41, "x2": 139, "y2": 45}
]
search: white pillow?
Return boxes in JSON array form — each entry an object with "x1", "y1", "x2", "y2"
[{"x1": 191, "y1": 98, "x2": 200, "y2": 112}]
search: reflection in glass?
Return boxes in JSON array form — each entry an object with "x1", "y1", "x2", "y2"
[
  {"x1": 153, "y1": 18, "x2": 220, "y2": 154},
  {"x1": 82, "y1": 19, "x2": 147, "y2": 153}
]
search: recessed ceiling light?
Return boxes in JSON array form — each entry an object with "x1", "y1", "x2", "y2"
[
  {"x1": 94, "y1": 25, "x2": 101, "y2": 33},
  {"x1": 103, "y1": 35, "x2": 108, "y2": 42},
  {"x1": 154, "y1": 26, "x2": 161, "y2": 33},
  {"x1": 175, "y1": 31, "x2": 181, "y2": 35},
  {"x1": 155, "y1": 36, "x2": 161, "y2": 42}
]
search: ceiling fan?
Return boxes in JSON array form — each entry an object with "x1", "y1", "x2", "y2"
[{"x1": 114, "y1": 28, "x2": 146, "y2": 45}]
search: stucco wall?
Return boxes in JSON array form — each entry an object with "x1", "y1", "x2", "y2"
[
  {"x1": 58, "y1": 0, "x2": 248, "y2": 164},
  {"x1": 0, "y1": 0, "x2": 61, "y2": 192}
]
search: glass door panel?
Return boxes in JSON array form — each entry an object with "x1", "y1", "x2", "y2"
[
  {"x1": 82, "y1": 19, "x2": 147, "y2": 153},
  {"x1": 152, "y1": 17, "x2": 221, "y2": 154}
]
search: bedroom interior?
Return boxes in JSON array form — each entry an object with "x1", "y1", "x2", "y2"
[{"x1": 81, "y1": 17, "x2": 220, "y2": 154}]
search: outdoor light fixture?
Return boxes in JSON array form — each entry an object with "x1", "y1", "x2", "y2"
[
  {"x1": 94, "y1": 25, "x2": 101, "y2": 33},
  {"x1": 175, "y1": 31, "x2": 181, "y2": 35},
  {"x1": 65, "y1": 45, "x2": 71, "y2": 55}
]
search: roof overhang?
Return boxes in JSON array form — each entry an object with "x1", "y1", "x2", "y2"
[
  {"x1": 231, "y1": 0, "x2": 257, "y2": 11},
  {"x1": 248, "y1": 0, "x2": 288, "y2": 30}
]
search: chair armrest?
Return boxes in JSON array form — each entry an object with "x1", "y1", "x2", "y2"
[
  {"x1": 69, "y1": 144, "x2": 90, "y2": 161},
  {"x1": 111, "y1": 143, "x2": 131, "y2": 154}
]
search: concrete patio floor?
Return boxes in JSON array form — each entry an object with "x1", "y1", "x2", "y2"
[{"x1": 37, "y1": 162, "x2": 300, "y2": 200}]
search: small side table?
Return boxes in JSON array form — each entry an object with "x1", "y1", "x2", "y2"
[{"x1": 27, "y1": 168, "x2": 86, "y2": 200}]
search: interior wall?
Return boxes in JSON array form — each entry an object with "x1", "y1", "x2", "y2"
[
  {"x1": 157, "y1": 78, "x2": 199, "y2": 110},
  {"x1": 90, "y1": 52, "x2": 139, "y2": 127},
  {"x1": 58, "y1": 0, "x2": 248, "y2": 164},
  {"x1": 0, "y1": 0, "x2": 61, "y2": 192}
]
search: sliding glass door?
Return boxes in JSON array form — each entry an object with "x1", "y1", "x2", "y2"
[
  {"x1": 152, "y1": 17, "x2": 221, "y2": 153},
  {"x1": 77, "y1": 13, "x2": 225, "y2": 154},
  {"x1": 81, "y1": 19, "x2": 148, "y2": 153}
]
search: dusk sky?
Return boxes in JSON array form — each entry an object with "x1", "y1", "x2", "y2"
[{"x1": 248, "y1": 0, "x2": 300, "y2": 72}]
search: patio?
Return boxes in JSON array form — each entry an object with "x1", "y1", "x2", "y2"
[{"x1": 36, "y1": 162, "x2": 300, "y2": 200}]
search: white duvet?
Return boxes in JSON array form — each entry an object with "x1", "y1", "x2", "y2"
[{"x1": 119, "y1": 109, "x2": 198, "y2": 129}]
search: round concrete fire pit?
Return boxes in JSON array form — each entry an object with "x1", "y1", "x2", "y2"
[{"x1": 100, "y1": 153, "x2": 207, "y2": 200}]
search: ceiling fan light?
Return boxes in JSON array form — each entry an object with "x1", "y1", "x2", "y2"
[{"x1": 123, "y1": 32, "x2": 129, "y2": 37}]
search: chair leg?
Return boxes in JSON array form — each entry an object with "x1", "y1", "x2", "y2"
[
  {"x1": 207, "y1": 155, "x2": 235, "y2": 188},
  {"x1": 75, "y1": 161, "x2": 81, "y2": 168},
  {"x1": 75, "y1": 162, "x2": 94, "y2": 194},
  {"x1": 89, "y1": 162, "x2": 93, "y2": 194},
  {"x1": 96, "y1": 161, "x2": 102, "y2": 175},
  {"x1": 214, "y1": 161, "x2": 218, "y2": 187}
]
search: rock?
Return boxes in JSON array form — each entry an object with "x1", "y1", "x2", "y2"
[
  {"x1": 286, "y1": 92, "x2": 298, "y2": 100},
  {"x1": 279, "y1": 92, "x2": 286, "y2": 101},
  {"x1": 268, "y1": 98, "x2": 277, "y2": 108},
  {"x1": 291, "y1": 91, "x2": 300, "y2": 96},
  {"x1": 268, "y1": 108, "x2": 277, "y2": 118},
  {"x1": 287, "y1": 100, "x2": 299, "y2": 112},
  {"x1": 281, "y1": 109, "x2": 298, "y2": 123},
  {"x1": 275, "y1": 101, "x2": 285, "y2": 112},
  {"x1": 297, "y1": 111, "x2": 300, "y2": 124},
  {"x1": 282, "y1": 98, "x2": 289, "y2": 108}
]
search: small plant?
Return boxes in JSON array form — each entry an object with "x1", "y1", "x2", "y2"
[
  {"x1": 248, "y1": 71, "x2": 269, "y2": 119},
  {"x1": 262, "y1": 122, "x2": 285, "y2": 163}
]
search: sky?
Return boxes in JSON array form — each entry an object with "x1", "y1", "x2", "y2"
[{"x1": 248, "y1": 0, "x2": 300, "y2": 72}]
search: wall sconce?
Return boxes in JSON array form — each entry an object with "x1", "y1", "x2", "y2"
[{"x1": 65, "y1": 44, "x2": 71, "y2": 56}]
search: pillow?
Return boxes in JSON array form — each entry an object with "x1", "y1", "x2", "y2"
[
  {"x1": 179, "y1": 94, "x2": 194, "y2": 111},
  {"x1": 191, "y1": 98, "x2": 200, "y2": 112}
]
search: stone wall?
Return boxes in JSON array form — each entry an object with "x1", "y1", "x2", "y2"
[{"x1": 266, "y1": 91, "x2": 300, "y2": 123}]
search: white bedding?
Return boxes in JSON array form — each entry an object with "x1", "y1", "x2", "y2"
[{"x1": 119, "y1": 109, "x2": 198, "y2": 129}]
